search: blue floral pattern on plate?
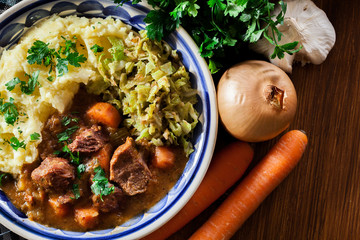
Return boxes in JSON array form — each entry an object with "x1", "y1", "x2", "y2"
[{"x1": 0, "y1": 1, "x2": 217, "y2": 239}]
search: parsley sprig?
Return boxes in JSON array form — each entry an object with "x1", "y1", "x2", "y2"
[{"x1": 115, "y1": 0, "x2": 301, "y2": 73}]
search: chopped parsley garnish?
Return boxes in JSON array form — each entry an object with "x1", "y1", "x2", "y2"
[
  {"x1": 9, "y1": 137, "x2": 26, "y2": 151},
  {"x1": 0, "y1": 97, "x2": 19, "y2": 125},
  {"x1": 21, "y1": 70, "x2": 40, "y2": 95},
  {"x1": 62, "y1": 145, "x2": 81, "y2": 165},
  {"x1": 57, "y1": 125, "x2": 79, "y2": 142},
  {"x1": 61, "y1": 36, "x2": 77, "y2": 56},
  {"x1": 6, "y1": 70, "x2": 40, "y2": 95},
  {"x1": 77, "y1": 164, "x2": 86, "y2": 179},
  {"x1": 61, "y1": 116, "x2": 79, "y2": 127},
  {"x1": 27, "y1": 40, "x2": 55, "y2": 67},
  {"x1": 91, "y1": 166, "x2": 114, "y2": 201},
  {"x1": 30, "y1": 132, "x2": 41, "y2": 141},
  {"x1": 66, "y1": 52, "x2": 87, "y2": 67},
  {"x1": 5, "y1": 77, "x2": 21, "y2": 91},
  {"x1": 27, "y1": 37, "x2": 87, "y2": 76},
  {"x1": 47, "y1": 76, "x2": 54, "y2": 82},
  {"x1": 90, "y1": 44, "x2": 104, "y2": 53},
  {"x1": 56, "y1": 58, "x2": 69, "y2": 76},
  {"x1": 72, "y1": 184, "x2": 81, "y2": 199}
]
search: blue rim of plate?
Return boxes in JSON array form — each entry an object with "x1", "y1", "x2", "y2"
[{"x1": 0, "y1": 1, "x2": 217, "y2": 239}]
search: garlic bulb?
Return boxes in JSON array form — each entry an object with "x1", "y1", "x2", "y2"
[{"x1": 251, "y1": 0, "x2": 336, "y2": 73}]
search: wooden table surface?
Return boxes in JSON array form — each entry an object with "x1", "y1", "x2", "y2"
[{"x1": 170, "y1": 0, "x2": 360, "y2": 239}]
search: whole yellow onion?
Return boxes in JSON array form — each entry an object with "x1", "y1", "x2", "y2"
[{"x1": 217, "y1": 60, "x2": 297, "y2": 142}]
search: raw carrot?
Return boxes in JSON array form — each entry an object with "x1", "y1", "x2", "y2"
[
  {"x1": 189, "y1": 130, "x2": 308, "y2": 240},
  {"x1": 152, "y1": 146, "x2": 176, "y2": 169},
  {"x1": 86, "y1": 102, "x2": 121, "y2": 128},
  {"x1": 141, "y1": 141, "x2": 253, "y2": 240}
]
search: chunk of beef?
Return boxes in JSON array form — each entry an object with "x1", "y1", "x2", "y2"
[
  {"x1": 68, "y1": 125, "x2": 108, "y2": 153},
  {"x1": 38, "y1": 113, "x2": 82, "y2": 160},
  {"x1": 31, "y1": 157, "x2": 75, "y2": 191},
  {"x1": 38, "y1": 114, "x2": 64, "y2": 160},
  {"x1": 110, "y1": 137, "x2": 152, "y2": 196},
  {"x1": 92, "y1": 186, "x2": 124, "y2": 213}
]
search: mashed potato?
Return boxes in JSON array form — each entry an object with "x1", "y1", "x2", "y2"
[{"x1": 0, "y1": 15, "x2": 133, "y2": 174}]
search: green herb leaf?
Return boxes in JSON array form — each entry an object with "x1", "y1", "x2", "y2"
[
  {"x1": 0, "y1": 97, "x2": 19, "y2": 125},
  {"x1": 61, "y1": 36, "x2": 77, "y2": 56},
  {"x1": 21, "y1": 70, "x2": 40, "y2": 95},
  {"x1": 208, "y1": 59, "x2": 222, "y2": 74},
  {"x1": 6, "y1": 71, "x2": 40, "y2": 95},
  {"x1": 144, "y1": 9, "x2": 178, "y2": 41},
  {"x1": 224, "y1": 1, "x2": 246, "y2": 17},
  {"x1": 5, "y1": 77, "x2": 21, "y2": 91},
  {"x1": 90, "y1": 44, "x2": 104, "y2": 53},
  {"x1": 57, "y1": 125, "x2": 79, "y2": 142},
  {"x1": 56, "y1": 58, "x2": 69, "y2": 76},
  {"x1": 61, "y1": 116, "x2": 71, "y2": 126},
  {"x1": 62, "y1": 145, "x2": 81, "y2": 165},
  {"x1": 9, "y1": 137, "x2": 26, "y2": 151},
  {"x1": 27, "y1": 40, "x2": 55, "y2": 67},
  {"x1": 30, "y1": 132, "x2": 41, "y2": 141},
  {"x1": 72, "y1": 184, "x2": 81, "y2": 199},
  {"x1": 77, "y1": 164, "x2": 86, "y2": 179},
  {"x1": 91, "y1": 166, "x2": 114, "y2": 201},
  {"x1": 280, "y1": 41, "x2": 300, "y2": 51},
  {"x1": 61, "y1": 116, "x2": 79, "y2": 127},
  {"x1": 208, "y1": 0, "x2": 226, "y2": 10},
  {"x1": 67, "y1": 52, "x2": 87, "y2": 67},
  {"x1": 250, "y1": 29, "x2": 265, "y2": 43}
]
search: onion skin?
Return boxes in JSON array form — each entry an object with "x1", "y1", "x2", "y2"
[{"x1": 217, "y1": 60, "x2": 297, "y2": 142}]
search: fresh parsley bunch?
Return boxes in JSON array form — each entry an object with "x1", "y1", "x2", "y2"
[{"x1": 114, "y1": 0, "x2": 300, "y2": 73}]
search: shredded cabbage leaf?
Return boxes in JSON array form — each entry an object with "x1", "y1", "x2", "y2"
[{"x1": 87, "y1": 30, "x2": 199, "y2": 156}]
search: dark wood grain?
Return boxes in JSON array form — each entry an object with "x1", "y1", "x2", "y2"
[{"x1": 170, "y1": 0, "x2": 360, "y2": 239}]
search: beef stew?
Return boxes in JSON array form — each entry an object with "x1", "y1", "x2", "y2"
[{"x1": 0, "y1": 89, "x2": 189, "y2": 231}]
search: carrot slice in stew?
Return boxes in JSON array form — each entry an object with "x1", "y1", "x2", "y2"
[
  {"x1": 86, "y1": 102, "x2": 121, "y2": 128},
  {"x1": 93, "y1": 143, "x2": 113, "y2": 175},
  {"x1": 74, "y1": 207, "x2": 99, "y2": 230},
  {"x1": 152, "y1": 146, "x2": 176, "y2": 169},
  {"x1": 48, "y1": 198, "x2": 70, "y2": 217}
]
